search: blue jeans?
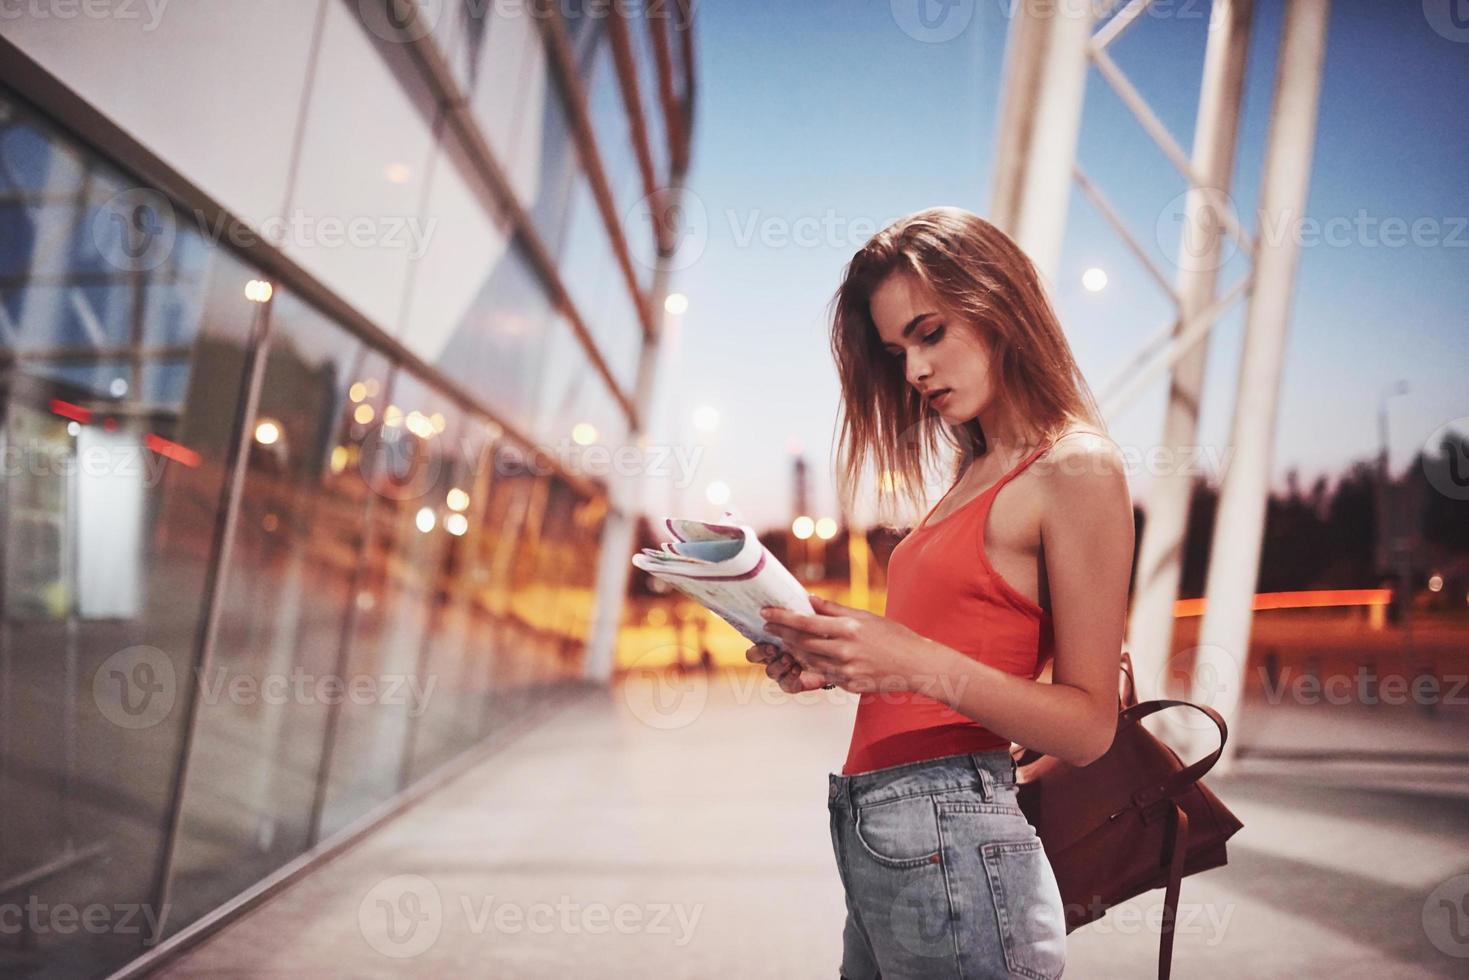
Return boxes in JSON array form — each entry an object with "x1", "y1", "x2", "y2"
[{"x1": 828, "y1": 750, "x2": 1067, "y2": 979}]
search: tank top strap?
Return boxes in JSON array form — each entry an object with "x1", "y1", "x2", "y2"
[
  {"x1": 982, "y1": 439, "x2": 1055, "y2": 501},
  {"x1": 985, "y1": 428, "x2": 1108, "y2": 500}
]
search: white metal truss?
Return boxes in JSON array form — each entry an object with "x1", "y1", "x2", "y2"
[{"x1": 991, "y1": 0, "x2": 1332, "y2": 770}]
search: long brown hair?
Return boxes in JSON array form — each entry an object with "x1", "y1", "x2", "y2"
[{"x1": 829, "y1": 206, "x2": 1104, "y2": 528}]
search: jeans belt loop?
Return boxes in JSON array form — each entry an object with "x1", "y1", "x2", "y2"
[{"x1": 970, "y1": 754, "x2": 995, "y2": 802}]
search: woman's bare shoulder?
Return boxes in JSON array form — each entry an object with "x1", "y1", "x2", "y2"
[
  {"x1": 1039, "y1": 424, "x2": 1120, "y2": 460},
  {"x1": 1035, "y1": 427, "x2": 1131, "y2": 503}
]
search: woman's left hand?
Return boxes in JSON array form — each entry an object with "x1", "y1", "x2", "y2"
[{"x1": 759, "y1": 595, "x2": 937, "y2": 694}]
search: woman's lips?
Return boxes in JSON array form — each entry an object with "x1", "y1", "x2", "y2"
[{"x1": 930, "y1": 389, "x2": 952, "y2": 409}]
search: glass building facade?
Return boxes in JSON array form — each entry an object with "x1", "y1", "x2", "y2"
[{"x1": 0, "y1": 2, "x2": 694, "y2": 976}]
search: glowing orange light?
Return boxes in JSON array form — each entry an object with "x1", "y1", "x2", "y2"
[
  {"x1": 144, "y1": 433, "x2": 202, "y2": 468},
  {"x1": 1172, "y1": 589, "x2": 1392, "y2": 618},
  {"x1": 50, "y1": 399, "x2": 92, "y2": 424}
]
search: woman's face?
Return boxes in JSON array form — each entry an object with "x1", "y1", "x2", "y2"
[{"x1": 870, "y1": 270, "x2": 997, "y2": 424}]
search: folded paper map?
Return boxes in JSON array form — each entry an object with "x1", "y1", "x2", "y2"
[{"x1": 631, "y1": 516, "x2": 814, "y2": 650}]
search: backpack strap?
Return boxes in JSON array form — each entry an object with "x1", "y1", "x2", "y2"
[
  {"x1": 1158, "y1": 801, "x2": 1190, "y2": 980},
  {"x1": 1115, "y1": 699, "x2": 1229, "y2": 809}
]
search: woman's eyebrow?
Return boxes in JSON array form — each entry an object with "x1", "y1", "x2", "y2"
[
  {"x1": 901, "y1": 312, "x2": 937, "y2": 337},
  {"x1": 882, "y1": 312, "x2": 937, "y2": 349}
]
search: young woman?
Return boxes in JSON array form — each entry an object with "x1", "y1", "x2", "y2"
[{"x1": 747, "y1": 207, "x2": 1135, "y2": 979}]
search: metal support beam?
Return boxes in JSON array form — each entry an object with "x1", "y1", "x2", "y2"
[
  {"x1": 1073, "y1": 162, "x2": 1183, "y2": 305},
  {"x1": 1100, "y1": 273, "x2": 1251, "y2": 415},
  {"x1": 1124, "y1": 0, "x2": 1255, "y2": 724},
  {"x1": 583, "y1": 172, "x2": 686, "y2": 682},
  {"x1": 1187, "y1": 0, "x2": 1332, "y2": 771},
  {"x1": 989, "y1": 0, "x2": 1095, "y2": 284}
]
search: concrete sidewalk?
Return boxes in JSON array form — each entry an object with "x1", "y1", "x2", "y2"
[{"x1": 156, "y1": 668, "x2": 1469, "y2": 978}]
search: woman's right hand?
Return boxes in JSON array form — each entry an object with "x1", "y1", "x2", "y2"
[{"x1": 745, "y1": 642, "x2": 833, "y2": 694}]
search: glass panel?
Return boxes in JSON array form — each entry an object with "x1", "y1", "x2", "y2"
[
  {"x1": 524, "y1": 68, "x2": 582, "y2": 261},
  {"x1": 0, "y1": 87, "x2": 257, "y2": 977},
  {"x1": 563, "y1": 0, "x2": 606, "y2": 67},
  {"x1": 667, "y1": 1, "x2": 692, "y2": 108},
  {"x1": 464, "y1": 440, "x2": 538, "y2": 733},
  {"x1": 0, "y1": 0, "x2": 321, "y2": 231},
  {"x1": 505, "y1": 472, "x2": 559, "y2": 687},
  {"x1": 625, "y1": 6, "x2": 670, "y2": 187},
  {"x1": 398, "y1": 118, "x2": 514, "y2": 368},
  {"x1": 403, "y1": 413, "x2": 501, "y2": 781},
  {"x1": 533, "y1": 311, "x2": 631, "y2": 468},
  {"x1": 313, "y1": 368, "x2": 459, "y2": 839},
  {"x1": 583, "y1": 28, "x2": 658, "y2": 279},
  {"x1": 558, "y1": 175, "x2": 644, "y2": 390},
  {"x1": 443, "y1": 0, "x2": 493, "y2": 91},
  {"x1": 164, "y1": 292, "x2": 384, "y2": 934},
  {"x1": 287, "y1": 0, "x2": 437, "y2": 329},
  {"x1": 537, "y1": 480, "x2": 607, "y2": 672},
  {"x1": 427, "y1": 233, "x2": 554, "y2": 435},
  {"x1": 466, "y1": 0, "x2": 557, "y2": 213}
]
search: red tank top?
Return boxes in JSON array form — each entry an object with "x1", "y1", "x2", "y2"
[{"x1": 842, "y1": 440, "x2": 1056, "y2": 775}]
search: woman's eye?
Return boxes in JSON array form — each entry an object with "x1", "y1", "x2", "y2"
[
  {"x1": 888, "y1": 348, "x2": 904, "y2": 360},
  {"x1": 923, "y1": 326, "x2": 945, "y2": 345}
]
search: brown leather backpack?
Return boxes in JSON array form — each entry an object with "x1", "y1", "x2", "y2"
[{"x1": 1010, "y1": 651, "x2": 1244, "y2": 979}]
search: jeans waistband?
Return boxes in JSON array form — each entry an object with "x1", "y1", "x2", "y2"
[{"x1": 828, "y1": 749, "x2": 1017, "y2": 809}]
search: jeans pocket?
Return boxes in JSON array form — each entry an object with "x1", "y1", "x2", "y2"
[
  {"x1": 979, "y1": 838, "x2": 1067, "y2": 980},
  {"x1": 853, "y1": 794, "x2": 942, "y2": 868}
]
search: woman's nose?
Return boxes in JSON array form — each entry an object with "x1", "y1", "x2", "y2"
[{"x1": 906, "y1": 356, "x2": 932, "y2": 388}]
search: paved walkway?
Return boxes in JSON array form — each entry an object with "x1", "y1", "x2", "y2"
[{"x1": 156, "y1": 668, "x2": 1469, "y2": 978}]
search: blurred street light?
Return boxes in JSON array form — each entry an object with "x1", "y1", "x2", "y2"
[{"x1": 254, "y1": 419, "x2": 281, "y2": 446}]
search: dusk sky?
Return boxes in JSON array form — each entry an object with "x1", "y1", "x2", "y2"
[{"x1": 641, "y1": 0, "x2": 1469, "y2": 532}]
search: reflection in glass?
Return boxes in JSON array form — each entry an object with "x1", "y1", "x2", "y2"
[
  {"x1": 583, "y1": 32, "x2": 658, "y2": 280},
  {"x1": 403, "y1": 414, "x2": 499, "y2": 781},
  {"x1": 0, "y1": 13, "x2": 628, "y2": 964},
  {"x1": 431, "y1": 234, "x2": 553, "y2": 434},
  {"x1": 0, "y1": 87, "x2": 258, "y2": 975},
  {"x1": 313, "y1": 368, "x2": 458, "y2": 839},
  {"x1": 165, "y1": 292, "x2": 384, "y2": 934},
  {"x1": 557, "y1": 175, "x2": 643, "y2": 391}
]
